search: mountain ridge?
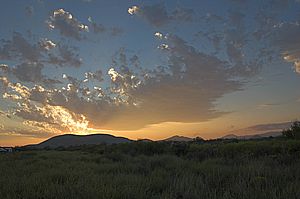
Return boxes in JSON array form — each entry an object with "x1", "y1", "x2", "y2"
[
  {"x1": 26, "y1": 134, "x2": 132, "y2": 149},
  {"x1": 22, "y1": 130, "x2": 284, "y2": 149}
]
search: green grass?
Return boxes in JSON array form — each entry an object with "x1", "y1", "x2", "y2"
[{"x1": 1, "y1": 139, "x2": 300, "y2": 199}]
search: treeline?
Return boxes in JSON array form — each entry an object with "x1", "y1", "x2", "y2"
[{"x1": 34, "y1": 138, "x2": 300, "y2": 165}]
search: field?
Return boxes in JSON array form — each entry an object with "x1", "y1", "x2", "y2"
[{"x1": 1, "y1": 139, "x2": 300, "y2": 199}]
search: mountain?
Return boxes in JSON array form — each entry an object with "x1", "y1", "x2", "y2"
[
  {"x1": 221, "y1": 131, "x2": 282, "y2": 140},
  {"x1": 27, "y1": 134, "x2": 132, "y2": 149},
  {"x1": 163, "y1": 135, "x2": 193, "y2": 142}
]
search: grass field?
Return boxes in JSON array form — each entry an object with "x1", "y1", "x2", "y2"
[{"x1": 1, "y1": 139, "x2": 300, "y2": 199}]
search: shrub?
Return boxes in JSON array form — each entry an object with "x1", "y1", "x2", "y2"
[{"x1": 282, "y1": 121, "x2": 300, "y2": 139}]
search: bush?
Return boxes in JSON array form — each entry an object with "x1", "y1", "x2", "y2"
[{"x1": 282, "y1": 121, "x2": 300, "y2": 139}]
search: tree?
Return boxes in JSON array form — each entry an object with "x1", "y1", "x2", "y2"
[{"x1": 282, "y1": 121, "x2": 300, "y2": 139}]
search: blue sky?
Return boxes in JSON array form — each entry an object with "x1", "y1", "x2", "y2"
[{"x1": 0, "y1": 0, "x2": 300, "y2": 146}]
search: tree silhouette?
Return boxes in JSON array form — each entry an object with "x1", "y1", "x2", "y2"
[{"x1": 282, "y1": 121, "x2": 300, "y2": 139}]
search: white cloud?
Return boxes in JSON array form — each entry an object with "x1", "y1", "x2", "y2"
[
  {"x1": 3, "y1": 93, "x2": 23, "y2": 100},
  {"x1": 273, "y1": 22, "x2": 300, "y2": 75},
  {"x1": 108, "y1": 68, "x2": 121, "y2": 82},
  {"x1": 154, "y1": 32, "x2": 163, "y2": 39},
  {"x1": 39, "y1": 39, "x2": 56, "y2": 50},
  {"x1": 0, "y1": 64, "x2": 9, "y2": 73},
  {"x1": 128, "y1": 6, "x2": 139, "y2": 15},
  {"x1": 157, "y1": 43, "x2": 169, "y2": 50}
]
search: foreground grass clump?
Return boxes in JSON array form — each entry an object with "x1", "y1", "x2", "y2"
[{"x1": 1, "y1": 139, "x2": 300, "y2": 199}]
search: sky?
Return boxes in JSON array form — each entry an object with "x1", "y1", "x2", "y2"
[{"x1": 0, "y1": 0, "x2": 300, "y2": 146}]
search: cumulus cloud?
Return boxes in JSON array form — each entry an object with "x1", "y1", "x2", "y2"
[
  {"x1": 128, "y1": 4, "x2": 194, "y2": 27},
  {"x1": 34, "y1": 35, "x2": 261, "y2": 130},
  {"x1": 128, "y1": 6, "x2": 140, "y2": 15},
  {"x1": 16, "y1": 104, "x2": 89, "y2": 134},
  {"x1": 1, "y1": 62, "x2": 44, "y2": 83},
  {"x1": 84, "y1": 70, "x2": 103, "y2": 82},
  {"x1": 87, "y1": 16, "x2": 123, "y2": 36},
  {"x1": 0, "y1": 64, "x2": 9, "y2": 74},
  {"x1": 0, "y1": 79, "x2": 89, "y2": 134},
  {"x1": 39, "y1": 38, "x2": 56, "y2": 50},
  {"x1": 0, "y1": 32, "x2": 288, "y2": 133},
  {"x1": 0, "y1": 32, "x2": 82, "y2": 70},
  {"x1": 26, "y1": 34, "x2": 256, "y2": 131},
  {"x1": 131, "y1": 4, "x2": 169, "y2": 27},
  {"x1": 276, "y1": 23, "x2": 300, "y2": 75},
  {"x1": 1, "y1": 0, "x2": 299, "y2": 137},
  {"x1": 87, "y1": 16, "x2": 106, "y2": 34},
  {"x1": 47, "y1": 44, "x2": 82, "y2": 67},
  {"x1": 0, "y1": 32, "x2": 41, "y2": 62},
  {"x1": 47, "y1": 8, "x2": 89, "y2": 40},
  {"x1": 157, "y1": 43, "x2": 169, "y2": 50},
  {"x1": 154, "y1": 32, "x2": 163, "y2": 39},
  {"x1": 12, "y1": 62, "x2": 44, "y2": 82}
]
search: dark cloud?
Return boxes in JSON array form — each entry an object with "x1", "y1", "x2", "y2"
[
  {"x1": 25, "y1": 5, "x2": 34, "y2": 16},
  {"x1": 12, "y1": 62, "x2": 44, "y2": 83},
  {"x1": 0, "y1": 0, "x2": 299, "y2": 137},
  {"x1": 128, "y1": 4, "x2": 195, "y2": 27},
  {"x1": 47, "y1": 44, "x2": 82, "y2": 67},
  {"x1": 139, "y1": 4, "x2": 169, "y2": 27},
  {"x1": 1, "y1": 62, "x2": 45, "y2": 84},
  {"x1": 47, "y1": 9, "x2": 89, "y2": 40},
  {"x1": 1, "y1": 32, "x2": 263, "y2": 131},
  {"x1": 0, "y1": 33, "x2": 83, "y2": 86},
  {"x1": 110, "y1": 27, "x2": 124, "y2": 37},
  {"x1": 0, "y1": 33, "x2": 83, "y2": 70},
  {"x1": 88, "y1": 17, "x2": 106, "y2": 34},
  {"x1": 87, "y1": 17, "x2": 123, "y2": 36},
  {"x1": 170, "y1": 7, "x2": 194, "y2": 22},
  {"x1": 0, "y1": 32, "x2": 41, "y2": 62}
]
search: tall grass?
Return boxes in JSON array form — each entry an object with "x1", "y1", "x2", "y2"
[{"x1": 1, "y1": 139, "x2": 300, "y2": 199}]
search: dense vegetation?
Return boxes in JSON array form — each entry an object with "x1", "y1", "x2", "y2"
[
  {"x1": 282, "y1": 121, "x2": 300, "y2": 139},
  {"x1": 1, "y1": 137, "x2": 300, "y2": 199}
]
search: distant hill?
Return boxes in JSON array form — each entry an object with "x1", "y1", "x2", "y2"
[
  {"x1": 26, "y1": 134, "x2": 132, "y2": 149},
  {"x1": 163, "y1": 135, "x2": 194, "y2": 142},
  {"x1": 221, "y1": 131, "x2": 282, "y2": 140}
]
